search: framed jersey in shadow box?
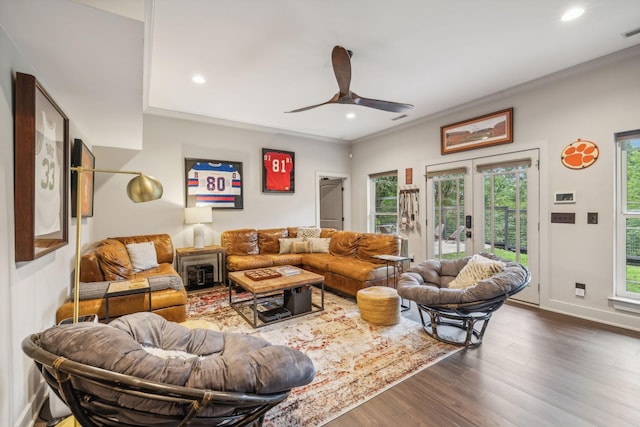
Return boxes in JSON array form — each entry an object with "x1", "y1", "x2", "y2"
[
  {"x1": 14, "y1": 72, "x2": 69, "y2": 262},
  {"x1": 262, "y1": 148, "x2": 295, "y2": 193},
  {"x1": 185, "y1": 158, "x2": 243, "y2": 209}
]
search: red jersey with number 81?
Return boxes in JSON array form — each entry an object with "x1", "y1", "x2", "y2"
[{"x1": 264, "y1": 151, "x2": 292, "y2": 191}]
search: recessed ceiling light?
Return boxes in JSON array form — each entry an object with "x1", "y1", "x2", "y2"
[
  {"x1": 561, "y1": 7, "x2": 584, "y2": 22},
  {"x1": 346, "y1": 112, "x2": 356, "y2": 119},
  {"x1": 192, "y1": 74, "x2": 206, "y2": 84}
]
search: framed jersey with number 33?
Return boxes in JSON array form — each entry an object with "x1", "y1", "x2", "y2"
[{"x1": 262, "y1": 148, "x2": 295, "y2": 193}]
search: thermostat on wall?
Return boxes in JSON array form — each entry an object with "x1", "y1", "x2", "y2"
[{"x1": 554, "y1": 192, "x2": 576, "y2": 204}]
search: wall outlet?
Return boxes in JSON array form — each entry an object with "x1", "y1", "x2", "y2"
[
  {"x1": 587, "y1": 212, "x2": 598, "y2": 224},
  {"x1": 575, "y1": 282, "x2": 586, "y2": 297}
]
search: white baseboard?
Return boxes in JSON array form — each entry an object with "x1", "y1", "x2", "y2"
[{"x1": 14, "y1": 381, "x2": 47, "y2": 427}]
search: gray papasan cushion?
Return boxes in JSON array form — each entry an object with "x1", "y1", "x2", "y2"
[
  {"x1": 38, "y1": 312, "x2": 315, "y2": 417},
  {"x1": 397, "y1": 252, "x2": 529, "y2": 306}
]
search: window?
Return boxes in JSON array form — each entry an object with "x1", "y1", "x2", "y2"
[
  {"x1": 616, "y1": 130, "x2": 640, "y2": 301},
  {"x1": 370, "y1": 171, "x2": 398, "y2": 234}
]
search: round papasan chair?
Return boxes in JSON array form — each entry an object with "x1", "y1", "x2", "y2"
[
  {"x1": 397, "y1": 252, "x2": 531, "y2": 347},
  {"x1": 22, "y1": 312, "x2": 315, "y2": 427}
]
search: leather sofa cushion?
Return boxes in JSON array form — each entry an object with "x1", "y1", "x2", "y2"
[
  {"x1": 115, "y1": 234, "x2": 174, "y2": 265},
  {"x1": 258, "y1": 228, "x2": 288, "y2": 254},
  {"x1": 97, "y1": 239, "x2": 133, "y2": 281},
  {"x1": 325, "y1": 258, "x2": 388, "y2": 282},
  {"x1": 133, "y1": 263, "x2": 180, "y2": 280},
  {"x1": 227, "y1": 254, "x2": 273, "y2": 271},
  {"x1": 56, "y1": 287, "x2": 188, "y2": 323},
  {"x1": 222, "y1": 229, "x2": 259, "y2": 256},
  {"x1": 80, "y1": 253, "x2": 105, "y2": 282},
  {"x1": 301, "y1": 253, "x2": 334, "y2": 271},
  {"x1": 264, "y1": 254, "x2": 303, "y2": 266},
  {"x1": 356, "y1": 233, "x2": 401, "y2": 263},
  {"x1": 329, "y1": 231, "x2": 361, "y2": 257},
  {"x1": 320, "y1": 228, "x2": 337, "y2": 238}
]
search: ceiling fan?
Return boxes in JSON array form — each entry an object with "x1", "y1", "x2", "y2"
[{"x1": 286, "y1": 45, "x2": 414, "y2": 114}]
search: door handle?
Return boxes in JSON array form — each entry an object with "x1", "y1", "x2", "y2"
[{"x1": 465, "y1": 215, "x2": 472, "y2": 228}]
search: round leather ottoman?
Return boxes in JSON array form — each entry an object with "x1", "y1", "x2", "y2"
[{"x1": 357, "y1": 286, "x2": 401, "y2": 326}]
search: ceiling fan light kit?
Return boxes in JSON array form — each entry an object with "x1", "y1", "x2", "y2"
[{"x1": 286, "y1": 45, "x2": 413, "y2": 114}]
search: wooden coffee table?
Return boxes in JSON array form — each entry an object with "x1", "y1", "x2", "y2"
[{"x1": 228, "y1": 266, "x2": 324, "y2": 328}]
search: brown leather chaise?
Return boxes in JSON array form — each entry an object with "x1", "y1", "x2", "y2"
[
  {"x1": 398, "y1": 253, "x2": 530, "y2": 347},
  {"x1": 23, "y1": 312, "x2": 315, "y2": 426}
]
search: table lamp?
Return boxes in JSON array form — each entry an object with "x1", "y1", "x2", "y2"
[{"x1": 184, "y1": 207, "x2": 213, "y2": 249}]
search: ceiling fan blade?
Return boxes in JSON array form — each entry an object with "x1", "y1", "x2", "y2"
[
  {"x1": 286, "y1": 46, "x2": 414, "y2": 114},
  {"x1": 352, "y1": 92, "x2": 414, "y2": 113},
  {"x1": 331, "y1": 45, "x2": 351, "y2": 96},
  {"x1": 285, "y1": 93, "x2": 340, "y2": 113}
]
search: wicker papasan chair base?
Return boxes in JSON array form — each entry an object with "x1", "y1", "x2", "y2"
[
  {"x1": 22, "y1": 312, "x2": 315, "y2": 427},
  {"x1": 399, "y1": 253, "x2": 531, "y2": 348}
]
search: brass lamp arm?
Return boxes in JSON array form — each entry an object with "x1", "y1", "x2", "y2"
[{"x1": 70, "y1": 166, "x2": 143, "y2": 176}]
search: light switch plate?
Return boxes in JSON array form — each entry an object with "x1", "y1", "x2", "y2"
[{"x1": 551, "y1": 212, "x2": 576, "y2": 223}]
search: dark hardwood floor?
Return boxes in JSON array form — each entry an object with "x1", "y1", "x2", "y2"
[{"x1": 325, "y1": 301, "x2": 640, "y2": 427}]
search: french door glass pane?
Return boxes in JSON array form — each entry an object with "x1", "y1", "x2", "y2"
[
  {"x1": 433, "y1": 174, "x2": 465, "y2": 259},
  {"x1": 483, "y1": 168, "x2": 528, "y2": 265}
]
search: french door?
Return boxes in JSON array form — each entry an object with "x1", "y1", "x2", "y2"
[{"x1": 426, "y1": 150, "x2": 539, "y2": 304}]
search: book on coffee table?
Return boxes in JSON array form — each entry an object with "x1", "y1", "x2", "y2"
[{"x1": 276, "y1": 266, "x2": 301, "y2": 276}]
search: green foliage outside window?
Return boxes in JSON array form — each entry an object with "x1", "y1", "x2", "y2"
[{"x1": 373, "y1": 175, "x2": 397, "y2": 233}]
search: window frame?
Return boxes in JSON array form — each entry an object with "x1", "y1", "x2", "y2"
[
  {"x1": 615, "y1": 130, "x2": 640, "y2": 301},
  {"x1": 369, "y1": 171, "x2": 398, "y2": 234}
]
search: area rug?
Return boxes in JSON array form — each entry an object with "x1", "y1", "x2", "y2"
[{"x1": 185, "y1": 287, "x2": 460, "y2": 426}]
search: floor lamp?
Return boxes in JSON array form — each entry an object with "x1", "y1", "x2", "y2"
[{"x1": 71, "y1": 166, "x2": 163, "y2": 323}]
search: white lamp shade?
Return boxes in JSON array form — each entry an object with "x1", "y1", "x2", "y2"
[{"x1": 184, "y1": 207, "x2": 213, "y2": 224}]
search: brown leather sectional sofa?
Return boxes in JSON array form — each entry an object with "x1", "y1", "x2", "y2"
[
  {"x1": 221, "y1": 227, "x2": 404, "y2": 297},
  {"x1": 56, "y1": 234, "x2": 187, "y2": 323}
]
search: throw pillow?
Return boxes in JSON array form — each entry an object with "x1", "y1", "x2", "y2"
[
  {"x1": 309, "y1": 237, "x2": 330, "y2": 253},
  {"x1": 297, "y1": 227, "x2": 321, "y2": 241},
  {"x1": 291, "y1": 240, "x2": 311, "y2": 254},
  {"x1": 278, "y1": 237, "x2": 304, "y2": 254},
  {"x1": 126, "y1": 242, "x2": 159, "y2": 272},
  {"x1": 448, "y1": 254, "x2": 505, "y2": 289}
]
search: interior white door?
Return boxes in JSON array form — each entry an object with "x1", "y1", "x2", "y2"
[
  {"x1": 320, "y1": 178, "x2": 344, "y2": 230},
  {"x1": 426, "y1": 149, "x2": 539, "y2": 305}
]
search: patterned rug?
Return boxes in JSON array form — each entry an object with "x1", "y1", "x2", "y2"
[{"x1": 185, "y1": 286, "x2": 459, "y2": 426}]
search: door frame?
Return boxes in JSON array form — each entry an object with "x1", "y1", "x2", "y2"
[
  {"x1": 422, "y1": 141, "x2": 550, "y2": 306},
  {"x1": 316, "y1": 171, "x2": 351, "y2": 231}
]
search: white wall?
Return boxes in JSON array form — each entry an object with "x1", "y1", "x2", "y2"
[
  {"x1": 0, "y1": 22, "x2": 93, "y2": 427},
  {"x1": 350, "y1": 46, "x2": 640, "y2": 331},
  {"x1": 91, "y1": 114, "x2": 351, "y2": 247}
]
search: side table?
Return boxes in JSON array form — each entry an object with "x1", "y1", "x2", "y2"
[
  {"x1": 175, "y1": 245, "x2": 226, "y2": 291},
  {"x1": 105, "y1": 278, "x2": 152, "y2": 322},
  {"x1": 372, "y1": 254, "x2": 412, "y2": 311}
]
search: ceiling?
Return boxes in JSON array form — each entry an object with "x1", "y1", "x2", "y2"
[{"x1": 2, "y1": 0, "x2": 640, "y2": 149}]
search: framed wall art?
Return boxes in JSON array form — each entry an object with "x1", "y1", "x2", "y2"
[
  {"x1": 262, "y1": 148, "x2": 295, "y2": 193},
  {"x1": 185, "y1": 158, "x2": 243, "y2": 209},
  {"x1": 405, "y1": 168, "x2": 413, "y2": 185},
  {"x1": 71, "y1": 138, "x2": 95, "y2": 217},
  {"x1": 441, "y1": 108, "x2": 513, "y2": 155},
  {"x1": 14, "y1": 72, "x2": 69, "y2": 262}
]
